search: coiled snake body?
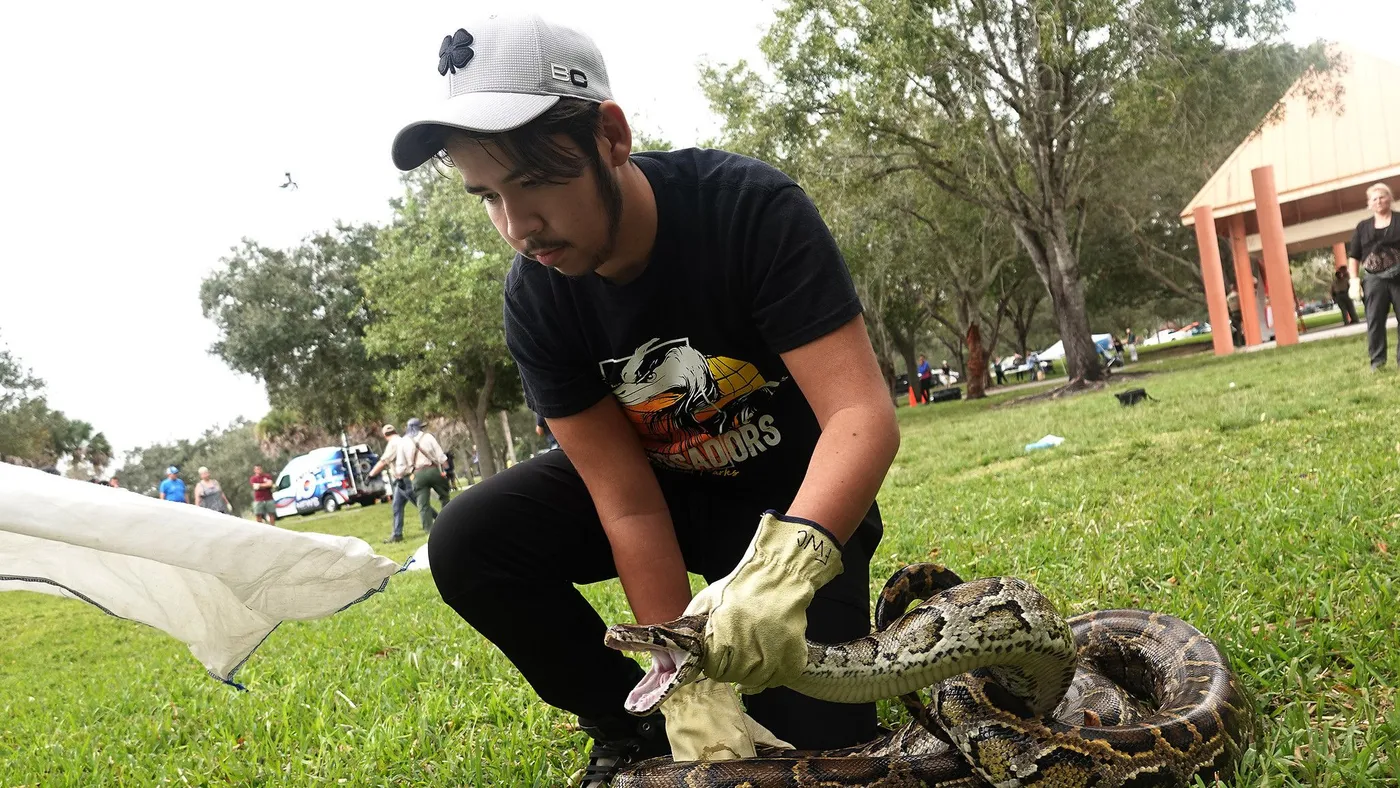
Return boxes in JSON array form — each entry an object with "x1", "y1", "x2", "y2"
[{"x1": 604, "y1": 564, "x2": 1253, "y2": 787}]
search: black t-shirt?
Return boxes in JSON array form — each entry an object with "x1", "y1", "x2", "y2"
[
  {"x1": 503, "y1": 148, "x2": 862, "y2": 493},
  {"x1": 1348, "y1": 216, "x2": 1400, "y2": 265}
]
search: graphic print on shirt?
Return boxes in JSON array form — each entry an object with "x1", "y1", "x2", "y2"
[{"x1": 600, "y1": 338, "x2": 784, "y2": 475}]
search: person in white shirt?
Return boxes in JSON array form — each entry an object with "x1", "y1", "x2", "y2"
[{"x1": 368, "y1": 424, "x2": 417, "y2": 543}]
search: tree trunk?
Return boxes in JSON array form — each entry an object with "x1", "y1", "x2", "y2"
[
  {"x1": 1012, "y1": 223, "x2": 1103, "y2": 384},
  {"x1": 965, "y1": 323, "x2": 987, "y2": 399},
  {"x1": 459, "y1": 364, "x2": 499, "y2": 478},
  {"x1": 887, "y1": 322, "x2": 920, "y2": 405},
  {"x1": 1008, "y1": 288, "x2": 1042, "y2": 358},
  {"x1": 464, "y1": 413, "x2": 495, "y2": 478},
  {"x1": 1047, "y1": 234, "x2": 1104, "y2": 383},
  {"x1": 876, "y1": 354, "x2": 898, "y2": 403},
  {"x1": 497, "y1": 409, "x2": 518, "y2": 466}
]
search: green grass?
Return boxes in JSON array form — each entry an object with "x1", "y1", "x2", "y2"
[
  {"x1": 4, "y1": 335, "x2": 1399, "y2": 786},
  {"x1": 1132, "y1": 306, "x2": 1359, "y2": 356}
]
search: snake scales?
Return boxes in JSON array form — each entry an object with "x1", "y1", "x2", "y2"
[{"x1": 603, "y1": 564, "x2": 1254, "y2": 787}]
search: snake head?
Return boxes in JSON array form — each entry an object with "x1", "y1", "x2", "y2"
[{"x1": 604, "y1": 615, "x2": 707, "y2": 715}]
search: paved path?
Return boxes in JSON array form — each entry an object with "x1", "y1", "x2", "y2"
[{"x1": 1238, "y1": 316, "x2": 1397, "y2": 352}]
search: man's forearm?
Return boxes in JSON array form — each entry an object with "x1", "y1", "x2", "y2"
[
  {"x1": 784, "y1": 405, "x2": 900, "y2": 544},
  {"x1": 605, "y1": 509, "x2": 692, "y2": 624},
  {"x1": 1349, "y1": 258, "x2": 1360, "y2": 278}
]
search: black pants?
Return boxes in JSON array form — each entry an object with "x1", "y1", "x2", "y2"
[
  {"x1": 1363, "y1": 274, "x2": 1400, "y2": 368},
  {"x1": 427, "y1": 450, "x2": 883, "y2": 751},
  {"x1": 1334, "y1": 292, "x2": 1359, "y2": 325}
]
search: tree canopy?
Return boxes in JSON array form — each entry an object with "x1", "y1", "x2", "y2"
[
  {"x1": 200, "y1": 224, "x2": 386, "y2": 433},
  {"x1": 360, "y1": 168, "x2": 522, "y2": 478},
  {"x1": 703, "y1": 0, "x2": 1314, "y2": 385},
  {"x1": 0, "y1": 336, "x2": 111, "y2": 475}
]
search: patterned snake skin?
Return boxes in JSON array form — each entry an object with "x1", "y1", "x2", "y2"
[{"x1": 606, "y1": 564, "x2": 1254, "y2": 787}]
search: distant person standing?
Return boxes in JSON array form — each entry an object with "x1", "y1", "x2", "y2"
[
  {"x1": 193, "y1": 467, "x2": 233, "y2": 514},
  {"x1": 1112, "y1": 336, "x2": 1125, "y2": 365},
  {"x1": 536, "y1": 412, "x2": 560, "y2": 452},
  {"x1": 368, "y1": 423, "x2": 415, "y2": 544},
  {"x1": 1027, "y1": 351, "x2": 1041, "y2": 381},
  {"x1": 159, "y1": 466, "x2": 189, "y2": 504},
  {"x1": 939, "y1": 359, "x2": 952, "y2": 385},
  {"x1": 1330, "y1": 267, "x2": 1359, "y2": 327},
  {"x1": 991, "y1": 356, "x2": 1006, "y2": 386},
  {"x1": 249, "y1": 464, "x2": 277, "y2": 524},
  {"x1": 1348, "y1": 183, "x2": 1400, "y2": 369},
  {"x1": 1125, "y1": 328, "x2": 1138, "y2": 362},
  {"x1": 402, "y1": 418, "x2": 451, "y2": 532},
  {"x1": 915, "y1": 355, "x2": 933, "y2": 402},
  {"x1": 1226, "y1": 284, "x2": 1244, "y2": 347}
]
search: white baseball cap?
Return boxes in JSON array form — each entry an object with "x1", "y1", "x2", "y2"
[{"x1": 390, "y1": 14, "x2": 613, "y2": 171}]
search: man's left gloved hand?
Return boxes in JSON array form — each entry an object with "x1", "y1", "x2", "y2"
[{"x1": 683, "y1": 511, "x2": 844, "y2": 693}]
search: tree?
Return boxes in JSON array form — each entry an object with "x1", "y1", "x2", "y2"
[
  {"x1": 118, "y1": 420, "x2": 285, "y2": 511},
  {"x1": 0, "y1": 335, "x2": 110, "y2": 472},
  {"x1": 361, "y1": 169, "x2": 522, "y2": 480},
  {"x1": 890, "y1": 180, "x2": 1021, "y2": 398},
  {"x1": 57, "y1": 421, "x2": 113, "y2": 479},
  {"x1": 1094, "y1": 43, "x2": 1333, "y2": 300},
  {"x1": 201, "y1": 224, "x2": 386, "y2": 433},
  {"x1": 723, "y1": 0, "x2": 1299, "y2": 385},
  {"x1": 253, "y1": 406, "x2": 388, "y2": 459},
  {"x1": 1001, "y1": 270, "x2": 1047, "y2": 359},
  {"x1": 695, "y1": 72, "x2": 1034, "y2": 400}
]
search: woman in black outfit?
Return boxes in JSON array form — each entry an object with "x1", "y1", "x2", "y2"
[{"x1": 1347, "y1": 183, "x2": 1400, "y2": 369}]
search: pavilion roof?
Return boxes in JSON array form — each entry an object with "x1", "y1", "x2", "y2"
[{"x1": 1180, "y1": 46, "x2": 1400, "y2": 226}]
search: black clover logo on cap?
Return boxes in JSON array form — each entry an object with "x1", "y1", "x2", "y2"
[{"x1": 438, "y1": 29, "x2": 475, "y2": 76}]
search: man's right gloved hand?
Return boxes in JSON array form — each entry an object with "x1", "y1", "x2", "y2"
[
  {"x1": 658, "y1": 677, "x2": 792, "y2": 761},
  {"x1": 1350, "y1": 276, "x2": 1363, "y2": 302}
]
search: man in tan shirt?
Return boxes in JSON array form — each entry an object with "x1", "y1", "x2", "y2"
[{"x1": 398, "y1": 418, "x2": 451, "y2": 532}]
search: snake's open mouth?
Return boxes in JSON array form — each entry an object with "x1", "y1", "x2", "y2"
[
  {"x1": 604, "y1": 616, "x2": 708, "y2": 715},
  {"x1": 622, "y1": 645, "x2": 687, "y2": 713}
]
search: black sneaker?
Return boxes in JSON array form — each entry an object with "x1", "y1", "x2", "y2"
[
  {"x1": 382, "y1": 535, "x2": 403, "y2": 544},
  {"x1": 575, "y1": 713, "x2": 667, "y2": 787}
]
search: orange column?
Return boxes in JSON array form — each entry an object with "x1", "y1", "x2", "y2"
[
  {"x1": 1227, "y1": 214, "x2": 1263, "y2": 346},
  {"x1": 1251, "y1": 165, "x2": 1299, "y2": 346},
  {"x1": 1192, "y1": 206, "x2": 1234, "y2": 356},
  {"x1": 1333, "y1": 242, "x2": 1349, "y2": 270}
]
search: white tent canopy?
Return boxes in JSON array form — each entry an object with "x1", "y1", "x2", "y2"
[{"x1": 1036, "y1": 334, "x2": 1113, "y2": 361}]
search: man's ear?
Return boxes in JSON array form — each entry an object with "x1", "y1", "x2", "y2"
[{"x1": 597, "y1": 100, "x2": 633, "y2": 167}]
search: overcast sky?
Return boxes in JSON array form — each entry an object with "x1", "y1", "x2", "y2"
[{"x1": 0, "y1": 0, "x2": 1386, "y2": 466}]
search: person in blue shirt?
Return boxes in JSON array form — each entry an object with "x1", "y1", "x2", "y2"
[
  {"x1": 159, "y1": 466, "x2": 189, "y2": 504},
  {"x1": 916, "y1": 355, "x2": 933, "y2": 403}
]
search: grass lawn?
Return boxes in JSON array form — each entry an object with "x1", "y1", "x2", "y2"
[
  {"x1": 1132, "y1": 306, "x2": 1362, "y2": 357},
  {"x1": 3, "y1": 334, "x2": 1398, "y2": 786}
]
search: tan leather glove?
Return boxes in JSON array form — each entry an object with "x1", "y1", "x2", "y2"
[
  {"x1": 659, "y1": 677, "x2": 792, "y2": 761},
  {"x1": 684, "y1": 511, "x2": 843, "y2": 692}
]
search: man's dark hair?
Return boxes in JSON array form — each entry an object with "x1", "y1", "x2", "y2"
[{"x1": 437, "y1": 99, "x2": 605, "y2": 182}]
